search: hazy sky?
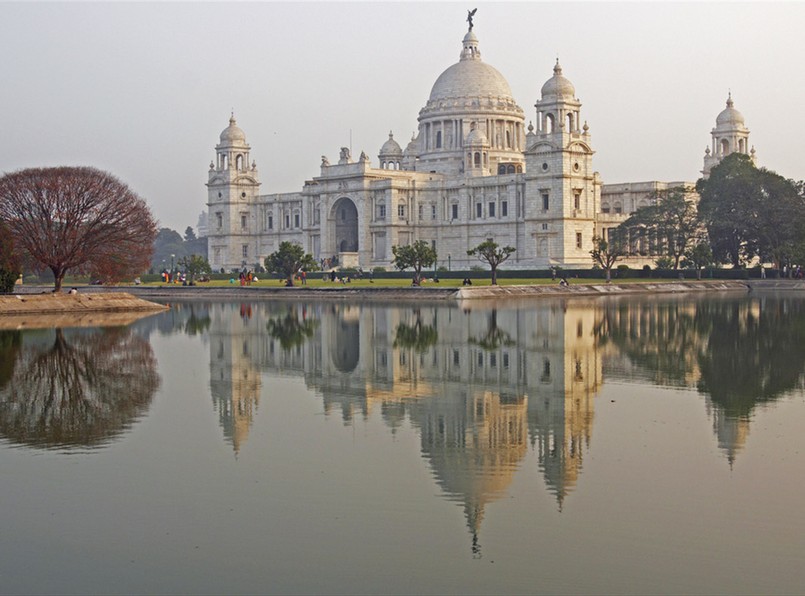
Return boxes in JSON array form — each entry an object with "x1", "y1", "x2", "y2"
[{"x1": 2, "y1": 2, "x2": 803, "y2": 232}]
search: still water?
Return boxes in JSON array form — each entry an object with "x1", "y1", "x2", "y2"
[{"x1": 1, "y1": 293, "x2": 805, "y2": 594}]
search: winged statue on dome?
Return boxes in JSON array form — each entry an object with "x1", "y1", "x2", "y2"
[{"x1": 467, "y1": 8, "x2": 477, "y2": 30}]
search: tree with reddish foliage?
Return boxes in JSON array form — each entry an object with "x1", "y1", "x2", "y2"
[{"x1": 0, "y1": 167, "x2": 158, "y2": 291}]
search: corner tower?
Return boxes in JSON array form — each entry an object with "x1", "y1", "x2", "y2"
[
  {"x1": 525, "y1": 61, "x2": 600, "y2": 267},
  {"x1": 702, "y1": 93, "x2": 755, "y2": 178},
  {"x1": 206, "y1": 115, "x2": 261, "y2": 272}
]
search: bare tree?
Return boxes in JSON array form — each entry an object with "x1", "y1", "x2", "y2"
[
  {"x1": 590, "y1": 232, "x2": 627, "y2": 282},
  {"x1": 0, "y1": 167, "x2": 158, "y2": 291}
]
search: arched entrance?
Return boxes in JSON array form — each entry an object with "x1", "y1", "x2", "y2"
[{"x1": 330, "y1": 197, "x2": 359, "y2": 267}]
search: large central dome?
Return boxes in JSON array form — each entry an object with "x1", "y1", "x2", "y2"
[
  {"x1": 429, "y1": 32, "x2": 513, "y2": 102},
  {"x1": 428, "y1": 31, "x2": 514, "y2": 103},
  {"x1": 414, "y1": 26, "x2": 525, "y2": 178}
]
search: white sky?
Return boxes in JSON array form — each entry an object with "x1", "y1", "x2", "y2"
[{"x1": 2, "y1": 2, "x2": 803, "y2": 232}]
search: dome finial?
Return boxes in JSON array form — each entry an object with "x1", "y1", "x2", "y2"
[{"x1": 726, "y1": 90, "x2": 733, "y2": 108}]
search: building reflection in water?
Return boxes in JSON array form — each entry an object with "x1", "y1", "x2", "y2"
[
  {"x1": 202, "y1": 294, "x2": 805, "y2": 545},
  {"x1": 205, "y1": 299, "x2": 603, "y2": 550},
  {"x1": 0, "y1": 327, "x2": 159, "y2": 450}
]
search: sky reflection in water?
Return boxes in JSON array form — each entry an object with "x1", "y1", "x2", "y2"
[{"x1": 1, "y1": 294, "x2": 804, "y2": 595}]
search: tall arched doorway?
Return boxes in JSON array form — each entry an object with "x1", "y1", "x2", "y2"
[{"x1": 330, "y1": 197, "x2": 359, "y2": 266}]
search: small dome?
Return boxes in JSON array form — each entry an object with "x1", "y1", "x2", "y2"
[
  {"x1": 465, "y1": 124, "x2": 489, "y2": 146},
  {"x1": 220, "y1": 115, "x2": 246, "y2": 145},
  {"x1": 379, "y1": 131, "x2": 403, "y2": 156},
  {"x1": 403, "y1": 134, "x2": 419, "y2": 157},
  {"x1": 541, "y1": 60, "x2": 576, "y2": 100},
  {"x1": 716, "y1": 94, "x2": 745, "y2": 127}
]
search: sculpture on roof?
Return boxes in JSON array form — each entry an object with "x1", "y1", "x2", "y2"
[{"x1": 467, "y1": 8, "x2": 477, "y2": 30}]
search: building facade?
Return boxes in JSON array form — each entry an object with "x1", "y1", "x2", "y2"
[{"x1": 206, "y1": 24, "x2": 754, "y2": 273}]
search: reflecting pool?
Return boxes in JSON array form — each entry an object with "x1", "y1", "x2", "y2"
[{"x1": 1, "y1": 293, "x2": 805, "y2": 594}]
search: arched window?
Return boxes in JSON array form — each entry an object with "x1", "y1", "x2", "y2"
[
  {"x1": 505, "y1": 130, "x2": 511, "y2": 147},
  {"x1": 545, "y1": 114, "x2": 555, "y2": 134},
  {"x1": 720, "y1": 139, "x2": 730, "y2": 155},
  {"x1": 739, "y1": 139, "x2": 746, "y2": 153},
  {"x1": 474, "y1": 152, "x2": 481, "y2": 167},
  {"x1": 566, "y1": 113, "x2": 574, "y2": 131},
  {"x1": 236, "y1": 154, "x2": 244, "y2": 170},
  {"x1": 436, "y1": 131, "x2": 442, "y2": 149}
]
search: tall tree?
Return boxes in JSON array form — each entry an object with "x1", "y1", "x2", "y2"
[
  {"x1": 467, "y1": 239, "x2": 515, "y2": 285},
  {"x1": 0, "y1": 167, "x2": 157, "y2": 291},
  {"x1": 696, "y1": 153, "x2": 759, "y2": 267},
  {"x1": 751, "y1": 170, "x2": 805, "y2": 270},
  {"x1": 184, "y1": 226, "x2": 197, "y2": 242},
  {"x1": 621, "y1": 186, "x2": 701, "y2": 270},
  {"x1": 264, "y1": 241, "x2": 317, "y2": 286},
  {"x1": 391, "y1": 240, "x2": 437, "y2": 285}
]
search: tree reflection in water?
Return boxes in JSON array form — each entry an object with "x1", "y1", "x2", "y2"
[
  {"x1": 266, "y1": 306, "x2": 319, "y2": 351},
  {"x1": 468, "y1": 309, "x2": 515, "y2": 351},
  {"x1": 393, "y1": 308, "x2": 438, "y2": 353},
  {"x1": 694, "y1": 298, "x2": 805, "y2": 418},
  {"x1": 599, "y1": 296, "x2": 805, "y2": 417},
  {"x1": 0, "y1": 327, "x2": 159, "y2": 450}
]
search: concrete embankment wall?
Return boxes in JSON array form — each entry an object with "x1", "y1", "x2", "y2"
[
  {"x1": 0, "y1": 292, "x2": 169, "y2": 315},
  {"x1": 455, "y1": 280, "x2": 753, "y2": 300}
]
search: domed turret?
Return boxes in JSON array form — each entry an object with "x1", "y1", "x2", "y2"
[
  {"x1": 220, "y1": 114, "x2": 247, "y2": 146},
  {"x1": 540, "y1": 60, "x2": 576, "y2": 100},
  {"x1": 379, "y1": 131, "x2": 403, "y2": 170},
  {"x1": 702, "y1": 93, "x2": 753, "y2": 178},
  {"x1": 716, "y1": 93, "x2": 746, "y2": 127}
]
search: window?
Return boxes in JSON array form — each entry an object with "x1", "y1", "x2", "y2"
[
  {"x1": 398, "y1": 204, "x2": 405, "y2": 219},
  {"x1": 574, "y1": 192, "x2": 581, "y2": 210},
  {"x1": 418, "y1": 205, "x2": 424, "y2": 220},
  {"x1": 241, "y1": 215, "x2": 247, "y2": 230},
  {"x1": 501, "y1": 201, "x2": 508, "y2": 217},
  {"x1": 294, "y1": 213, "x2": 300, "y2": 228},
  {"x1": 476, "y1": 203, "x2": 482, "y2": 218},
  {"x1": 542, "y1": 193, "x2": 549, "y2": 211},
  {"x1": 242, "y1": 245, "x2": 248, "y2": 258},
  {"x1": 377, "y1": 204, "x2": 386, "y2": 219},
  {"x1": 576, "y1": 232, "x2": 582, "y2": 249},
  {"x1": 436, "y1": 131, "x2": 442, "y2": 148},
  {"x1": 267, "y1": 214, "x2": 273, "y2": 230},
  {"x1": 285, "y1": 214, "x2": 290, "y2": 229},
  {"x1": 431, "y1": 204, "x2": 437, "y2": 220},
  {"x1": 489, "y1": 202, "x2": 495, "y2": 217},
  {"x1": 216, "y1": 212, "x2": 223, "y2": 229},
  {"x1": 313, "y1": 209, "x2": 320, "y2": 225},
  {"x1": 451, "y1": 204, "x2": 459, "y2": 220}
]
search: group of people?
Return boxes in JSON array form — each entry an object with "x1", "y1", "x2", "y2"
[
  {"x1": 161, "y1": 270, "x2": 187, "y2": 285},
  {"x1": 230, "y1": 270, "x2": 258, "y2": 286}
]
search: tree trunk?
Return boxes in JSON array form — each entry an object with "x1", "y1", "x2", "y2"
[
  {"x1": 491, "y1": 266, "x2": 497, "y2": 285},
  {"x1": 605, "y1": 267, "x2": 611, "y2": 282},
  {"x1": 52, "y1": 266, "x2": 65, "y2": 292}
]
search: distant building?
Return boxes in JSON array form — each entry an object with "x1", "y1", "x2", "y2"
[
  {"x1": 196, "y1": 211, "x2": 208, "y2": 238},
  {"x1": 206, "y1": 21, "x2": 755, "y2": 272}
]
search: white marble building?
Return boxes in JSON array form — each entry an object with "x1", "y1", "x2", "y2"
[{"x1": 205, "y1": 24, "x2": 754, "y2": 273}]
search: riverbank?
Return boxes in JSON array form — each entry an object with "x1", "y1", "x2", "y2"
[{"x1": 8, "y1": 279, "x2": 803, "y2": 304}]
